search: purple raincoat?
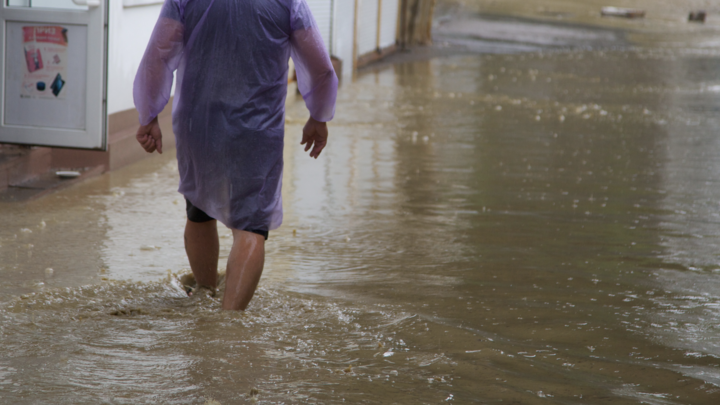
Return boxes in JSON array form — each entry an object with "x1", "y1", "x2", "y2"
[{"x1": 134, "y1": 0, "x2": 338, "y2": 231}]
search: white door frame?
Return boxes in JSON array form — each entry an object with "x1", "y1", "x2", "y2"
[{"x1": 0, "y1": 1, "x2": 108, "y2": 150}]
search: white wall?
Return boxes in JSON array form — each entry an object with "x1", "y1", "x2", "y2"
[
  {"x1": 332, "y1": 0, "x2": 355, "y2": 81},
  {"x1": 107, "y1": 0, "x2": 342, "y2": 115},
  {"x1": 306, "y1": 0, "x2": 332, "y2": 53},
  {"x1": 353, "y1": 0, "x2": 398, "y2": 59},
  {"x1": 106, "y1": 0, "x2": 391, "y2": 113},
  {"x1": 107, "y1": 0, "x2": 162, "y2": 115},
  {"x1": 379, "y1": 0, "x2": 398, "y2": 49},
  {"x1": 356, "y1": 0, "x2": 379, "y2": 55}
]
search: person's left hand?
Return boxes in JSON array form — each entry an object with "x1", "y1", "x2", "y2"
[{"x1": 136, "y1": 116, "x2": 163, "y2": 154}]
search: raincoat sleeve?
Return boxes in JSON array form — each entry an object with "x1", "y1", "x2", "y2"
[
  {"x1": 133, "y1": 0, "x2": 185, "y2": 126},
  {"x1": 289, "y1": 0, "x2": 338, "y2": 122}
]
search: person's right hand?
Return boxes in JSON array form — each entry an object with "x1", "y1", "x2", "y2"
[
  {"x1": 301, "y1": 117, "x2": 328, "y2": 159},
  {"x1": 136, "y1": 116, "x2": 163, "y2": 154}
]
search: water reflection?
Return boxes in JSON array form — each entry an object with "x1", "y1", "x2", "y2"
[{"x1": 282, "y1": 49, "x2": 720, "y2": 402}]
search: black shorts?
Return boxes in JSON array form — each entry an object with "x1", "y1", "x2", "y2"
[{"x1": 185, "y1": 198, "x2": 269, "y2": 240}]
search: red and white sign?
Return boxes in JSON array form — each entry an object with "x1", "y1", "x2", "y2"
[{"x1": 22, "y1": 26, "x2": 68, "y2": 99}]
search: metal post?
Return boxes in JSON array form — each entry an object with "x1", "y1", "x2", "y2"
[
  {"x1": 352, "y1": 0, "x2": 359, "y2": 77},
  {"x1": 376, "y1": 0, "x2": 382, "y2": 53},
  {"x1": 399, "y1": 0, "x2": 407, "y2": 49}
]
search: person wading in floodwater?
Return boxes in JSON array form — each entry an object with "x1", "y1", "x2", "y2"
[{"x1": 133, "y1": 0, "x2": 338, "y2": 310}]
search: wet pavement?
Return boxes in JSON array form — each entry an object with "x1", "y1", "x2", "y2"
[{"x1": 4, "y1": 1, "x2": 720, "y2": 403}]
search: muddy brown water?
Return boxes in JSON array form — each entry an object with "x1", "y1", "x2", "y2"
[{"x1": 4, "y1": 13, "x2": 720, "y2": 405}]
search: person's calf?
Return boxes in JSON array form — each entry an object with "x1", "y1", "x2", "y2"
[
  {"x1": 222, "y1": 229, "x2": 265, "y2": 310},
  {"x1": 184, "y1": 219, "x2": 220, "y2": 292}
]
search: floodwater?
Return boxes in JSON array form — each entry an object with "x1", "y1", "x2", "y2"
[{"x1": 4, "y1": 10, "x2": 720, "y2": 405}]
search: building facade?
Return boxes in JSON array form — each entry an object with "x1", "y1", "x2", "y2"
[{"x1": 0, "y1": 0, "x2": 409, "y2": 189}]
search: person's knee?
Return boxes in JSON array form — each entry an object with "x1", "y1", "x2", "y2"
[
  {"x1": 231, "y1": 228, "x2": 265, "y2": 242},
  {"x1": 186, "y1": 218, "x2": 217, "y2": 231},
  {"x1": 185, "y1": 220, "x2": 218, "y2": 249}
]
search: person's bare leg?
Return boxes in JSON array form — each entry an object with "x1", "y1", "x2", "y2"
[
  {"x1": 222, "y1": 229, "x2": 265, "y2": 310},
  {"x1": 184, "y1": 219, "x2": 219, "y2": 292}
]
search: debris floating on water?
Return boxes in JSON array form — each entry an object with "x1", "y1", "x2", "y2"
[
  {"x1": 689, "y1": 11, "x2": 706, "y2": 22},
  {"x1": 601, "y1": 7, "x2": 645, "y2": 19},
  {"x1": 56, "y1": 170, "x2": 81, "y2": 179}
]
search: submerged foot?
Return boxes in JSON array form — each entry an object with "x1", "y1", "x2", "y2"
[
  {"x1": 188, "y1": 285, "x2": 216, "y2": 297},
  {"x1": 179, "y1": 272, "x2": 221, "y2": 297}
]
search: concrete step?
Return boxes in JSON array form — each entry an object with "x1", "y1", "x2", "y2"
[
  {"x1": 50, "y1": 112, "x2": 175, "y2": 172},
  {"x1": 0, "y1": 145, "x2": 52, "y2": 193},
  {"x1": 0, "y1": 102, "x2": 174, "y2": 200},
  {"x1": 0, "y1": 165, "x2": 104, "y2": 202}
]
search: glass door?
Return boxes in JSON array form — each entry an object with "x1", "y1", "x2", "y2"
[{"x1": 0, "y1": 0, "x2": 107, "y2": 149}]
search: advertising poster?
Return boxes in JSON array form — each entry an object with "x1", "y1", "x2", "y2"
[{"x1": 21, "y1": 26, "x2": 68, "y2": 99}]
